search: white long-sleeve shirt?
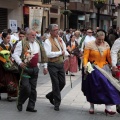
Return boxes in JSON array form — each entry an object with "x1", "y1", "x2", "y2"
[
  {"x1": 66, "y1": 33, "x2": 71, "y2": 42},
  {"x1": 111, "y1": 38, "x2": 120, "y2": 67},
  {"x1": 75, "y1": 37, "x2": 82, "y2": 45},
  {"x1": 80, "y1": 35, "x2": 95, "y2": 52},
  {"x1": 44, "y1": 37, "x2": 69, "y2": 58},
  {"x1": 12, "y1": 40, "x2": 47, "y2": 68},
  {"x1": 84, "y1": 35, "x2": 96, "y2": 46}
]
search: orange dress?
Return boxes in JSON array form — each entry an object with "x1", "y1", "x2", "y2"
[{"x1": 83, "y1": 41, "x2": 111, "y2": 68}]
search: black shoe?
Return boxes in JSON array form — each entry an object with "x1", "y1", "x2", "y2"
[
  {"x1": 26, "y1": 108, "x2": 37, "y2": 112},
  {"x1": 54, "y1": 106, "x2": 59, "y2": 111},
  {"x1": 116, "y1": 105, "x2": 120, "y2": 113},
  {"x1": 117, "y1": 108, "x2": 120, "y2": 114},
  {"x1": 7, "y1": 97, "x2": 12, "y2": 102},
  {"x1": 70, "y1": 74, "x2": 75, "y2": 76},
  {"x1": 17, "y1": 104, "x2": 22, "y2": 111},
  {"x1": 0, "y1": 96, "x2": 1, "y2": 100},
  {"x1": 79, "y1": 68, "x2": 81, "y2": 71},
  {"x1": 46, "y1": 94, "x2": 54, "y2": 105}
]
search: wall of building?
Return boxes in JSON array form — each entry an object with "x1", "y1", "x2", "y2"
[
  {"x1": 0, "y1": 0, "x2": 23, "y2": 30},
  {"x1": 49, "y1": 7, "x2": 61, "y2": 28},
  {"x1": 8, "y1": 6, "x2": 23, "y2": 28},
  {"x1": 117, "y1": 8, "x2": 120, "y2": 28}
]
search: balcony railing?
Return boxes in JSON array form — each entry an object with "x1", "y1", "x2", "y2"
[
  {"x1": 24, "y1": 0, "x2": 51, "y2": 4},
  {"x1": 68, "y1": 2, "x2": 90, "y2": 12},
  {"x1": 24, "y1": 0, "x2": 42, "y2": 1}
]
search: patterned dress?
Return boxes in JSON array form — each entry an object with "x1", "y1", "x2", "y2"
[
  {"x1": 64, "y1": 41, "x2": 78, "y2": 73},
  {"x1": 0, "y1": 42, "x2": 18, "y2": 97}
]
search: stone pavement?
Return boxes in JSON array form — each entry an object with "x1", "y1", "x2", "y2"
[{"x1": 0, "y1": 68, "x2": 120, "y2": 120}]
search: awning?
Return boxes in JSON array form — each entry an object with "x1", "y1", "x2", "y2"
[{"x1": 100, "y1": 15, "x2": 111, "y2": 20}]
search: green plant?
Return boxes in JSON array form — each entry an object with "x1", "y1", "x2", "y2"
[
  {"x1": 94, "y1": 0, "x2": 106, "y2": 3},
  {"x1": 61, "y1": 10, "x2": 72, "y2": 16},
  {"x1": 94, "y1": 0, "x2": 106, "y2": 9}
]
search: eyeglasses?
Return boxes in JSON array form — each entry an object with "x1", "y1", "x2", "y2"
[
  {"x1": 19, "y1": 35, "x2": 25, "y2": 37},
  {"x1": 52, "y1": 29, "x2": 58, "y2": 32},
  {"x1": 87, "y1": 32, "x2": 93, "y2": 33}
]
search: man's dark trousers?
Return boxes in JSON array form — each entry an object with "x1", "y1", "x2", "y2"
[
  {"x1": 17, "y1": 67, "x2": 39, "y2": 109},
  {"x1": 47, "y1": 62, "x2": 66, "y2": 107}
]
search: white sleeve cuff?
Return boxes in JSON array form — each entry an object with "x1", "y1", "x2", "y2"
[
  {"x1": 18, "y1": 61, "x2": 22, "y2": 65},
  {"x1": 41, "y1": 63, "x2": 47, "y2": 68}
]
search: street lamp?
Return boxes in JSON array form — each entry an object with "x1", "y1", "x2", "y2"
[
  {"x1": 111, "y1": 2, "x2": 116, "y2": 28},
  {"x1": 60, "y1": 0, "x2": 70, "y2": 30},
  {"x1": 94, "y1": 0, "x2": 106, "y2": 27}
]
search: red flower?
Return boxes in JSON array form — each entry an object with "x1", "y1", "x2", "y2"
[{"x1": 59, "y1": 39, "x2": 62, "y2": 43}]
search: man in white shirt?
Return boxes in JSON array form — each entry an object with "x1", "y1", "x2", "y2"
[
  {"x1": 111, "y1": 38, "x2": 120, "y2": 114},
  {"x1": 44, "y1": 24, "x2": 69, "y2": 111},
  {"x1": 81, "y1": 29, "x2": 95, "y2": 52},
  {"x1": 84, "y1": 29, "x2": 96, "y2": 46},
  {"x1": 111, "y1": 38, "x2": 120, "y2": 71},
  {"x1": 12, "y1": 29, "x2": 48, "y2": 112},
  {"x1": 65, "y1": 29, "x2": 71, "y2": 42}
]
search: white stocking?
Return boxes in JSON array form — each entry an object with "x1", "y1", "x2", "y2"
[
  {"x1": 105, "y1": 105, "x2": 111, "y2": 111},
  {"x1": 90, "y1": 103, "x2": 94, "y2": 111}
]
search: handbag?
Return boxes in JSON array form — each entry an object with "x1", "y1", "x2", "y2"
[{"x1": 72, "y1": 47, "x2": 81, "y2": 57}]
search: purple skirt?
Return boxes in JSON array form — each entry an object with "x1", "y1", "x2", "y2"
[{"x1": 82, "y1": 67, "x2": 120, "y2": 105}]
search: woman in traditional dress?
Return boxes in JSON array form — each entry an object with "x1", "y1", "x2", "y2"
[
  {"x1": 65, "y1": 35, "x2": 80, "y2": 76},
  {"x1": 74, "y1": 30, "x2": 82, "y2": 71},
  {"x1": 0, "y1": 32, "x2": 18, "y2": 101},
  {"x1": 82, "y1": 31, "x2": 120, "y2": 115}
]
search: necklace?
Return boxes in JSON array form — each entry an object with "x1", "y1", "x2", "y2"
[{"x1": 95, "y1": 42, "x2": 104, "y2": 56}]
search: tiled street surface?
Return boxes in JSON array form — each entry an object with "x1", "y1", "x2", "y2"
[{"x1": 0, "y1": 68, "x2": 120, "y2": 120}]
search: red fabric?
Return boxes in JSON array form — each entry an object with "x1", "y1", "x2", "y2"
[
  {"x1": 29, "y1": 53, "x2": 39, "y2": 67},
  {"x1": 116, "y1": 71, "x2": 120, "y2": 80},
  {"x1": 64, "y1": 58, "x2": 70, "y2": 72},
  {"x1": 69, "y1": 56, "x2": 78, "y2": 72},
  {"x1": 64, "y1": 56, "x2": 78, "y2": 73}
]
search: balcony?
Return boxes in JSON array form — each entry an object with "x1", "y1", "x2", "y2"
[
  {"x1": 24, "y1": 0, "x2": 51, "y2": 7},
  {"x1": 67, "y1": 2, "x2": 90, "y2": 12},
  {"x1": 51, "y1": 0, "x2": 69, "y2": 8},
  {"x1": 24, "y1": 0, "x2": 42, "y2": 5}
]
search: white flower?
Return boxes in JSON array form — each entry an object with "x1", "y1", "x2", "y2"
[
  {"x1": 86, "y1": 62, "x2": 94, "y2": 73},
  {"x1": 24, "y1": 49, "x2": 34, "y2": 63}
]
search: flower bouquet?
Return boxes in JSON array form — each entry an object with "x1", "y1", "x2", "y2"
[
  {"x1": 21, "y1": 50, "x2": 34, "y2": 78},
  {"x1": 0, "y1": 50, "x2": 19, "y2": 73}
]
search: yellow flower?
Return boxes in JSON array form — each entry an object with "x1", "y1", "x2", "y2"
[
  {"x1": 0, "y1": 50, "x2": 10, "y2": 55},
  {"x1": 11, "y1": 39, "x2": 16, "y2": 44}
]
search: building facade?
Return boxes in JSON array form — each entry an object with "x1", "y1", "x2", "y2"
[
  {"x1": 0, "y1": 0, "x2": 118, "y2": 33},
  {"x1": 68, "y1": 0, "x2": 117, "y2": 31},
  {"x1": 115, "y1": 0, "x2": 120, "y2": 28},
  {"x1": 0, "y1": 0, "x2": 23, "y2": 32}
]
